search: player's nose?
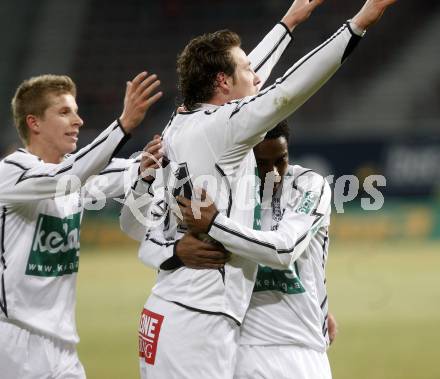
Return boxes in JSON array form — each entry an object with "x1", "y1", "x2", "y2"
[
  {"x1": 253, "y1": 71, "x2": 261, "y2": 87},
  {"x1": 73, "y1": 113, "x2": 84, "y2": 128},
  {"x1": 273, "y1": 167, "x2": 281, "y2": 182}
]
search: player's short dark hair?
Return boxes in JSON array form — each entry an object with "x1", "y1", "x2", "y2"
[
  {"x1": 265, "y1": 120, "x2": 290, "y2": 142},
  {"x1": 177, "y1": 30, "x2": 241, "y2": 111}
]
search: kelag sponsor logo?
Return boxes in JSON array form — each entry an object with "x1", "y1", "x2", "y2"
[
  {"x1": 254, "y1": 265, "x2": 305, "y2": 294},
  {"x1": 26, "y1": 213, "x2": 81, "y2": 277}
]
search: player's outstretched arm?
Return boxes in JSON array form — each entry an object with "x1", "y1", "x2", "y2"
[
  {"x1": 119, "y1": 135, "x2": 166, "y2": 241},
  {"x1": 82, "y1": 134, "x2": 162, "y2": 205},
  {"x1": 223, "y1": 0, "x2": 399, "y2": 151},
  {"x1": 248, "y1": 1, "x2": 324, "y2": 90},
  {"x1": 177, "y1": 181, "x2": 331, "y2": 270},
  {"x1": 76, "y1": 81, "x2": 164, "y2": 208}
]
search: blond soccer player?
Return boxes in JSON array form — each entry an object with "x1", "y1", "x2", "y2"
[{"x1": 0, "y1": 72, "x2": 161, "y2": 379}]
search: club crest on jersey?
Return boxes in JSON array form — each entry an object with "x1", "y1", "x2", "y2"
[
  {"x1": 272, "y1": 197, "x2": 283, "y2": 224},
  {"x1": 138, "y1": 308, "x2": 164, "y2": 365},
  {"x1": 25, "y1": 213, "x2": 81, "y2": 277}
]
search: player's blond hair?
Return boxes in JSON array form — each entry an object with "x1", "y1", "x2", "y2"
[{"x1": 11, "y1": 74, "x2": 77, "y2": 145}]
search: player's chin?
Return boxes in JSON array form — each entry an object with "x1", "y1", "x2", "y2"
[
  {"x1": 248, "y1": 87, "x2": 258, "y2": 97},
  {"x1": 64, "y1": 142, "x2": 77, "y2": 154}
]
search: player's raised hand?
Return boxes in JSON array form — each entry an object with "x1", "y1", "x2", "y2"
[
  {"x1": 281, "y1": 0, "x2": 325, "y2": 31},
  {"x1": 119, "y1": 71, "x2": 163, "y2": 133},
  {"x1": 351, "y1": 0, "x2": 398, "y2": 30}
]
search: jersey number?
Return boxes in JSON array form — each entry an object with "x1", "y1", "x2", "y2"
[{"x1": 171, "y1": 162, "x2": 193, "y2": 199}]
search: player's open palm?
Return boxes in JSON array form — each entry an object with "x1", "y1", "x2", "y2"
[
  {"x1": 119, "y1": 72, "x2": 163, "y2": 133},
  {"x1": 352, "y1": 0, "x2": 398, "y2": 30}
]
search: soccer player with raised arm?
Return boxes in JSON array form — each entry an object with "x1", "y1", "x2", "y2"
[
  {"x1": 120, "y1": 1, "x2": 397, "y2": 377},
  {"x1": 0, "y1": 72, "x2": 161, "y2": 379}
]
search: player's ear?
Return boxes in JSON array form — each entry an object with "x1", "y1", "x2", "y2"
[
  {"x1": 26, "y1": 115, "x2": 40, "y2": 135},
  {"x1": 215, "y1": 72, "x2": 230, "y2": 94}
]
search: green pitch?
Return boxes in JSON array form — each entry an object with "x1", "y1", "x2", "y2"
[{"x1": 77, "y1": 241, "x2": 440, "y2": 379}]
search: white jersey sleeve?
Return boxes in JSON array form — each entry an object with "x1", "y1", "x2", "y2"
[
  {"x1": 82, "y1": 156, "x2": 140, "y2": 208},
  {"x1": 135, "y1": 175, "x2": 184, "y2": 269},
  {"x1": 0, "y1": 120, "x2": 129, "y2": 203},
  {"x1": 118, "y1": 158, "x2": 172, "y2": 242},
  {"x1": 138, "y1": 227, "x2": 180, "y2": 270},
  {"x1": 248, "y1": 23, "x2": 292, "y2": 89},
  {"x1": 220, "y1": 23, "x2": 363, "y2": 152},
  {"x1": 119, "y1": 178, "x2": 156, "y2": 241},
  {"x1": 208, "y1": 174, "x2": 331, "y2": 270}
]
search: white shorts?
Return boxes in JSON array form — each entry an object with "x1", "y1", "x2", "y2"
[
  {"x1": 234, "y1": 344, "x2": 332, "y2": 379},
  {"x1": 0, "y1": 320, "x2": 85, "y2": 379},
  {"x1": 139, "y1": 293, "x2": 240, "y2": 379}
]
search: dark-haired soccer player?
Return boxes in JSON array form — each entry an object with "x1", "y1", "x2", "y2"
[{"x1": 179, "y1": 122, "x2": 334, "y2": 378}]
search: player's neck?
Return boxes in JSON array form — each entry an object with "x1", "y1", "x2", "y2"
[
  {"x1": 207, "y1": 98, "x2": 226, "y2": 106},
  {"x1": 26, "y1": 141, "x2": 63, "y2": 164},
  {"x1": 208, "y1": 93, "x2": 235, "y2": 106}
]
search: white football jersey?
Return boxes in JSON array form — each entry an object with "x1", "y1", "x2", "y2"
[
  {"x1": 239, "y1": 165, "x2": 332, "y2": 352},
  {"x1": 0, "y1": 121, "x2": 138, "y2": 344},
  {"x1": 123, "y1": 22, "x2": 363, "y2": 324}
]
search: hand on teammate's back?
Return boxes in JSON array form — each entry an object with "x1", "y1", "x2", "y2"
[
  {"x1": 175, "y1": 234, "x2": 230, "y2": 270},
  {"x1": 119, "y1": 72, "x2": 162, "y2": 133},
  {"x1": 140, "y1": 135, "x2": 163, "y2": 183},
  {"x1": 176, "y1": 189, "x2": 218, "y2": 235}
]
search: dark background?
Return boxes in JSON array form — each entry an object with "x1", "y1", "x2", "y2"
[{"x1": 1, "y1": 0, "x2": 439, "y2": 198}]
